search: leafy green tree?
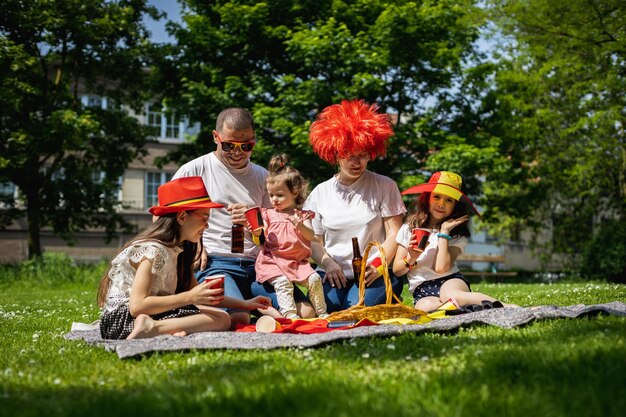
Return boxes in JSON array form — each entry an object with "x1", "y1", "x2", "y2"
[
  {"x1": 436, "y1": 0, "x2": 626, "y2": 274},
  {"x1": 154, "y1": 0, "x2": 484, "y2": 186},
  {"x1": 0, "y1": 0, "x2": 159, "y2": 258}
]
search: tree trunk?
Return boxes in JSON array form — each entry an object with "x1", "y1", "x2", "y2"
[{"x1": 26, "y1": 183, "x2": 42, "y2": 259}]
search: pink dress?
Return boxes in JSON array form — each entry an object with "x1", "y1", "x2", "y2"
[{"x1": 255, "y1": 208, "x2": 316, "y2": 284}]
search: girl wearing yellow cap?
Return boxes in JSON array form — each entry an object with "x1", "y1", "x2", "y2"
[{"x1": 393, "y1": 171, "x2": 512, "y2": 312}]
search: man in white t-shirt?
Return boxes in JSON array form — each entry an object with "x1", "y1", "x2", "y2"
[{"x1": 173, "y1": 108, "x2": 313, "y2": 324}]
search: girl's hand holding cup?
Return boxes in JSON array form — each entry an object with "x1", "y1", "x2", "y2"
[{"x1": 191, "y1": 275, "x2": 225, "y2": 305}]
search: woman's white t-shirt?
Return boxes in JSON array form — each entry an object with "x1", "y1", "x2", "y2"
[{"x1": 303, "y1": 170, "x2": 406, "y2": 279}]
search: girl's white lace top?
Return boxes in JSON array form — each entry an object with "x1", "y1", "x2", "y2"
[{"x1": 102, "y1": 241, "x2": 183, "y2": 312}]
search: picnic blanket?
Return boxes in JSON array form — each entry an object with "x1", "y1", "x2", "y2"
[{"x1": 64, "y1": 302, "x2": 626, "y2": 359}]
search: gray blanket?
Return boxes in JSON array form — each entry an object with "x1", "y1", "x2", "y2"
[{"x1": 64, "y1": 302, "x2": 626, "y2": 359}]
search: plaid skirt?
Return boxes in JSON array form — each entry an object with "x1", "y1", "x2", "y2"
[{"x1": 100, "y1": 304, "x2": 200, "y2": 340}]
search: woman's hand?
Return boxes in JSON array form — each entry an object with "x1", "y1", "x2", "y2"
[
  {"x1": 188, "y1": 279, "x2": 224, "y2": 306},
  {"x1": 244, "y1": 296, "x2": 272, "y2": 311},
  {"x1": 363, "y1": 264, "x2": 382, "y2": 286},
  {"x1": 322, "y1": 258, "x2": 347, "y2": 289},
  {"x1": 440, "y1": 215, "x2": 469, "y2": 235}
]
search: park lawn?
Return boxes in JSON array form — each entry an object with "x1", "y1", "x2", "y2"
[{"x1": 0, "y1": 278, "x2": 625, "y2": 417}]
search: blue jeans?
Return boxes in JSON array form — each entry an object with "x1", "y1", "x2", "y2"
[
  {"x1": 250, "y1": 280, "x2": 310, "y2": 310},
  {"x1": 319, "y1": 268, "x2": 405, "y2": 313},
  {"x1": 197, "y1": 256, "x2": 256, "y2": 312}
]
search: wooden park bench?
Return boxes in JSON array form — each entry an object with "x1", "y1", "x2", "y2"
[{"x1": 457, "y1": 253, "x2": 518, "y2": 282}]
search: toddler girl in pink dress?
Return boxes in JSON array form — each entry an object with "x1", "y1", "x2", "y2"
[{"x1": 252, "y1": 154, "x2": 328, "y2": 319}]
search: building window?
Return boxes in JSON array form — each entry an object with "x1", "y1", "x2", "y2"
[
  {"x1": 92, "y1": 171, "x2": 123, "y2": 204},
  {"x1": 0, "y1": 182, "x2": 16, "y2": 198},
  {"x1": 146, "y1": 105, "x2": 162, "y2": 138},
  {"x1": 145, "y1": 103, "x2": 184, "y2": 141},
  {"x1": 145, "y1": 172, "x2": 172, "y2": 209},
  {"x1": 81, "y1": 95, "x2": 108, "y2": 109}
]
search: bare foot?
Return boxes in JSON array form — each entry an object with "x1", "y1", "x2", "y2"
[
  {"x1": 503, "y1": 303, "x2": 521, "y2": 308},
  {"x1": 172, "y1": 331, "x2": 187, "y2": 337},
  {"x1": 126, "y1": 314, "x2": 159, "y2": 340}
]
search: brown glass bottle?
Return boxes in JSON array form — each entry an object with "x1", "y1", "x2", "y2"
[
  {"x1": 351, "y1": 237, "x2": 362, "y2": 283},
  {"x1": 231, "y1": 224, "x2": 244, "y2": 253}
]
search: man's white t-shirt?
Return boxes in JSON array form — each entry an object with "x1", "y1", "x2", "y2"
[
  {"x1": 396, "y1": 223, "x2": 468, "y2": 292},
  {"x1": 173, "y1": 152, "x2": 271, "y2": 260},
  {"x1": 303, "y1": 170, "x2": 406, "y2": 279}
]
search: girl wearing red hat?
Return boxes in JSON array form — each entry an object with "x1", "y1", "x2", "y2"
[
  {"x1": 97, "y1": 177, "x2": 271, "y2": 339},
  {"x1": 393, "y1": 171, "x2": 512, "y2": 312},
  {"x1": 303, "y1": 100, "x2": 406, "y2": 312}
]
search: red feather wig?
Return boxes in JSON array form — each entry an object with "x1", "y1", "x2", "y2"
[{"x1": 309, "y1": 99, "x2": 393, "y2": 164}]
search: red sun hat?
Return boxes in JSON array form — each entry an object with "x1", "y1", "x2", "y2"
[
  {"x1": 149, "y1": 176, "x2": 224, "y2": 216},
  {"x1": 401, "y1": 171, "x2": 481, "y2": 217}
]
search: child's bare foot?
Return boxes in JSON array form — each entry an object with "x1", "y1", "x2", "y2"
[{"x1": 126, "y1": 314, "x2": 159, "y2": 340}]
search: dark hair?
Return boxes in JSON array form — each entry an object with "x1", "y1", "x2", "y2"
[
  {"x1": 97, "y1": 213, "x2": 201, "y2": 307},
  {"x1": 266, "y1": 154, "x2": 309, "y2": 209},
  {"x1": 216, "y1": 107, "x2": 254, "y2": 132},
  {"x1": 405, "y1": 192, "x2": 471, "y2": 238}
]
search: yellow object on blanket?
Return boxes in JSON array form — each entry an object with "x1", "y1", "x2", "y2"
[{"x1": 372, "y1": 305, "x2": 458, "y2": 324}]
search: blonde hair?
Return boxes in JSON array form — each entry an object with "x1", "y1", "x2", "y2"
[{"x1": 266, "y1": 154, "x2": 309, "y2": 209}]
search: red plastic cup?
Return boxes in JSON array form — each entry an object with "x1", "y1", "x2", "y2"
[
  {"x1": 411, "y1": 229, "x2": 431, "y2": 250},
  {"x1": 244, "y1": 206, "x2": 263, "y2": 231},
  {"x1": 206, "y1": 274, "x2": 225, "y2": 294}
]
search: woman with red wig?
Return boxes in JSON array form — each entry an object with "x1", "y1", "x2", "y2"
[{"x1": 303, "y1": 100, "x2": 406, "y2": 312}]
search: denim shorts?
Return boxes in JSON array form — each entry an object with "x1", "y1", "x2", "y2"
[
  {"x1": 197, "y1": 256, "x2": 257, "y2": 312},
  {"x1": 412, "y1": 272, "x2": 471, "y2": 302}
]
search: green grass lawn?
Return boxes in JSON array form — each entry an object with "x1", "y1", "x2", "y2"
[{"x1": 1, "y1": 271, "x2": 625, "y2": 417}]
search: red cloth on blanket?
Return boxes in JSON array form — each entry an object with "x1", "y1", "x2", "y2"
[{"x1": 236, "y1": 318, "x2": 379, "y2": 334}]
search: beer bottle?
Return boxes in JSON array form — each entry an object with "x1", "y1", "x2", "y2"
[
  {"x1": 351, "y1": 237, "x2": 362, "y2": 283},
  {"x1": 231, "y1": 224, "x2": 244, "y2": 253}
]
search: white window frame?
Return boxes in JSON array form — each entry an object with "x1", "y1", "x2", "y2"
[
  {"x1": 144, "y1": 103, "x2": 187, "y2": 142},
  {"x1": 145, "y1": 172, "x2": 173, "y2": 209}
]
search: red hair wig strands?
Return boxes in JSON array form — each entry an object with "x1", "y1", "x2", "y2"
[{"x1": 309, "y1": 100, "x2": 394, "y2": 164}]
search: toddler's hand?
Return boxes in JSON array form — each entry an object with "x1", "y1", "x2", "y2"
[
  {"x1": 288, "y1": 209, "x2": 304, "y2": 228},
  {"x1": 289, "y1": 209, "x2": 314, "y2": 228}
]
